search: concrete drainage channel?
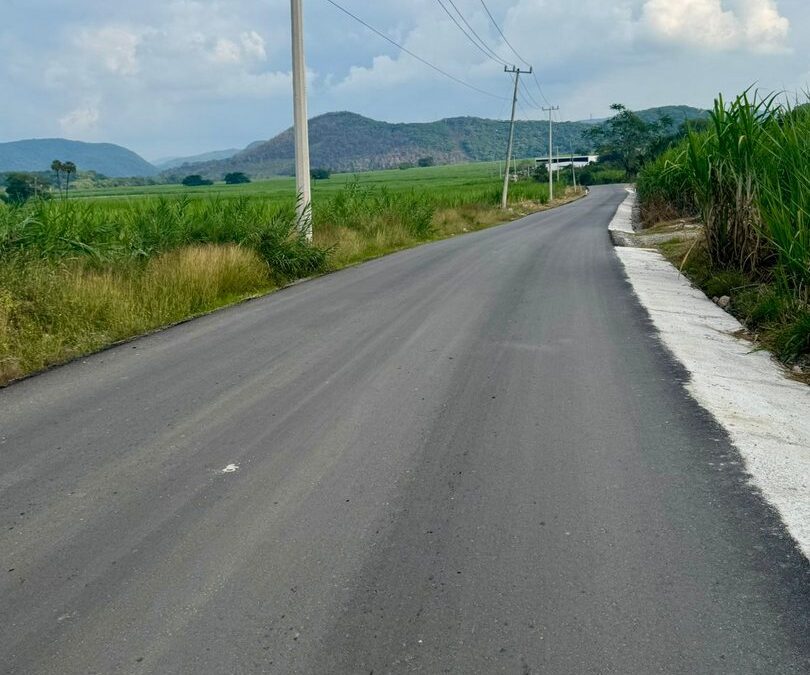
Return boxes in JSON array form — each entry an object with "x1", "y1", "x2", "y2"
[{"x1": 609, "y1": 187, "x2": 810, "y2": 559}]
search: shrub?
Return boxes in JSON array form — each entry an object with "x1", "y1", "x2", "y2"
[
  {"x1": 182, "y1": 175, "x2": 213, "y2": 187},
  {"x1": 224, "y1": 172, "x2": 251, "y2": 185}
]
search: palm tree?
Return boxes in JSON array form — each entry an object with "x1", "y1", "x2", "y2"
[
  {"x1": 63, "y1": 162, "x2": 77, "y2": 199},
  {"x1": 50, "y1": 160, "x2": 63, "y2": 199}
]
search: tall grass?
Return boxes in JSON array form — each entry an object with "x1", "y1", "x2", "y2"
[
  {"x1": 0, "y1": 245, "x2": 272, "y2": 382},
  {"x1": 635, "y1": 145, "x2": 693, "y2": 225},
  {"x1": 637, "y1": 90, "x2": 810, "y2": 358},
  {"x1": 0, "y1": 196, "x2": 326, "y2": 280}
]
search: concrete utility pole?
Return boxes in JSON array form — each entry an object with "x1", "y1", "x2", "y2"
[
  {"x1": 556, "y1": 146, "x2": 560, "y2": 184},
  {"x1": 501, "y1": 65, "x2": 532, "y2": 210},
  {"x1": 571, "y1": 150, "x2": 577, "y2": 189},
  {"x1": 542, "y1": 105, "x2": 559, "y2": 201},
  {"x1": 291, "y1": 0, "x2": 312, "y2": 240}
]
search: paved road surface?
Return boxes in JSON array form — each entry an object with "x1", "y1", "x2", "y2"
[{"x1": 1, "y1": 185, "x2": 808, "y2": 673}]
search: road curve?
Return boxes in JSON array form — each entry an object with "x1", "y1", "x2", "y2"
[{"x1": 1, "y1": 185, "x2": 808, "y2": 674}]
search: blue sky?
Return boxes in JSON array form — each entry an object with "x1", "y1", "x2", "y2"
[{"x1": 1, "y1": 0, "x2": 807, "y2": 160}]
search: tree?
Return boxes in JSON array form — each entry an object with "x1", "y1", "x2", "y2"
[
  {"x1": 2, "y1": 173, "x2": 38, "y2": 204},
  {"x1": 310, "y1": 168, "x2": 331, "y2": 180},
  {"x1": 417, "y1": 156, "x2": 435, "y2": 167},
  {"x1": 62, "y1": 161, "x2": 77, "y2": 199},
  {"x1": 585, "y1": 104, "x2": 673, "y2": 177},
  {"x1": 182, "y1": 174, "x2": 213, "y2": 186},
  {"x1": 51, "y1": 160, "x2": 64, "y2": 198},
  {"x1": 224, "y1": 172, "x2": 251, "y2": 185}
]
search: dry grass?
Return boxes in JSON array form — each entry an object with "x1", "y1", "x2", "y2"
[{"x1": 0, "y1": 244, "x2": 271, "y2": 384}]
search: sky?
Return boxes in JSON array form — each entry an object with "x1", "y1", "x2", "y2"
[{"x1": 1, "y1": 0, "x2": 808, "y2": 161}]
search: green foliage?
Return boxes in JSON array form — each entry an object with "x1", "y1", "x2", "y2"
[
  {"x1": 224, "y1": 171, "x2": 251, "y2": 184},
  {"x1": 586, "y1": 104, "x2": 678, "y2": 177},
  {"x1": 2, "y1": 173, "x2": 39, "y2": 204},
  {"x1": 575, "y1": 165, "x2": 628, "y2": 186},
  {"x1": 182, "y1": 174, "x2": 213, "y2": 187},
  {"x1": 310, "y1": 168, "x2": 331, "y2": 180},
  {"x1": 417, "y1": 156, "x2": 435, "y2": 168}
]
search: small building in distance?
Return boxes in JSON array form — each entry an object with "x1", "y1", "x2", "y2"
[{"x1": 535, "y1": 154, "x2": 598, "y2": 172}]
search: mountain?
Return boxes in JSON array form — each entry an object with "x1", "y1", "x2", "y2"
[
  {"x1": 166, "y1": 106, "x2": 709, "y2": 179},
  {"x1": 154, "y1": 148, "x2": 243, "y2": 171},
  {"x1": 0, "y1": 139, "x2": 157, "y2": 177}
]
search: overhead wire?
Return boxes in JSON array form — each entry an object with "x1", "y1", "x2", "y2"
[
  {"x1": 477, "y1": 0, "x2": 531, "y2": 68},
  {"x1": 443, "y1": 0, "x2": 513, "y2": 67},
  {"x1": 323, "y1": 0, "x2": 508, "y2": 100},
  {"x1": 435, "y1": 0, "x2": 511, "y2": 67},
  {"x1": 477, "y1": 0, "x2": 552, "y2": 106},
  {"x1": 518, "y1": 79, "x2": 542, "y2": 109}
]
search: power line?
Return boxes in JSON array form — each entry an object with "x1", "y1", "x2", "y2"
[
  {"x1": 323, "y1": 0, "x2": 508, "y2": 100},
  {"x1": 435, "y1": 0, "x2": 509, "y2": 67},
  {"x1": 518, "y1": 79, "x2": 542, "y2": 109},
  {"x1": 444, "y1": 0, "x2": 513, "y2": 67},
  {"x1": 477, "y1": 0, "x2": 552, "y2": 106},
  {"x1": 478, "y1": 0, "x2": 530, "y2": 67},
  {"x1": 531, "y1": 71, "x2": 552, "y2": 107}
]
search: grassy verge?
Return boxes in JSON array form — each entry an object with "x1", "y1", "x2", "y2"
[{"x1": 0, "y1": 178, "x2": 582, "y2": 386}]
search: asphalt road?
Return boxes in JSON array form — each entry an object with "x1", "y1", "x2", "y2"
[{"x1": 1, "y1": 185, "x2": 808, "y2": 674}]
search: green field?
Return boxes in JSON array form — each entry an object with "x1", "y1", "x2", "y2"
[{"x1": 70, "y1": 160, "x2": 535, "y2": 202}]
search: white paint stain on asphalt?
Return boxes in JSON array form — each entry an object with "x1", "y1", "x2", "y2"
[
  {"x1": 222, "y1": 464, "x2": 239, "y2": 473},
  {"x1": 611, "y1": 195, "x2": 810, "y2": 558}
]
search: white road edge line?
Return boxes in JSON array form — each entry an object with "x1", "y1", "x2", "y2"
[{"x1": 611, "y1": 190, "x2": 810, "y2": 559}]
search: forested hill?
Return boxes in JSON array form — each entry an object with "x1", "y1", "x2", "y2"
[
  {"x1": 0, "y1": 139, "x2": 157, "y2": 177},
  {"x1": 169, "y1": 106, "x2": 707, "y2": 179}
]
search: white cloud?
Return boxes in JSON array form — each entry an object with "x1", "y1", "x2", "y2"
[
  {"x1": 641, "y1": 0, "x2": 789, "y2": 53},
  {"x1": 211, "y1": 31, "x2": 267, "y2": 64},
  {"x1": 212, "y1": 38, "x2": 241, "y2": 64},
  {"x1": 740, "y1": 0, "x2": 791, "y2": 53},
  {"x1": 78, "y1": 26, "x2": 141, "y2": 75},
  {"x1": 59, "y1": 103, "x2": 101, "y2": 135},
  {"x1": 240, "y1": 31, "x2": 267, "y2": 61}
]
